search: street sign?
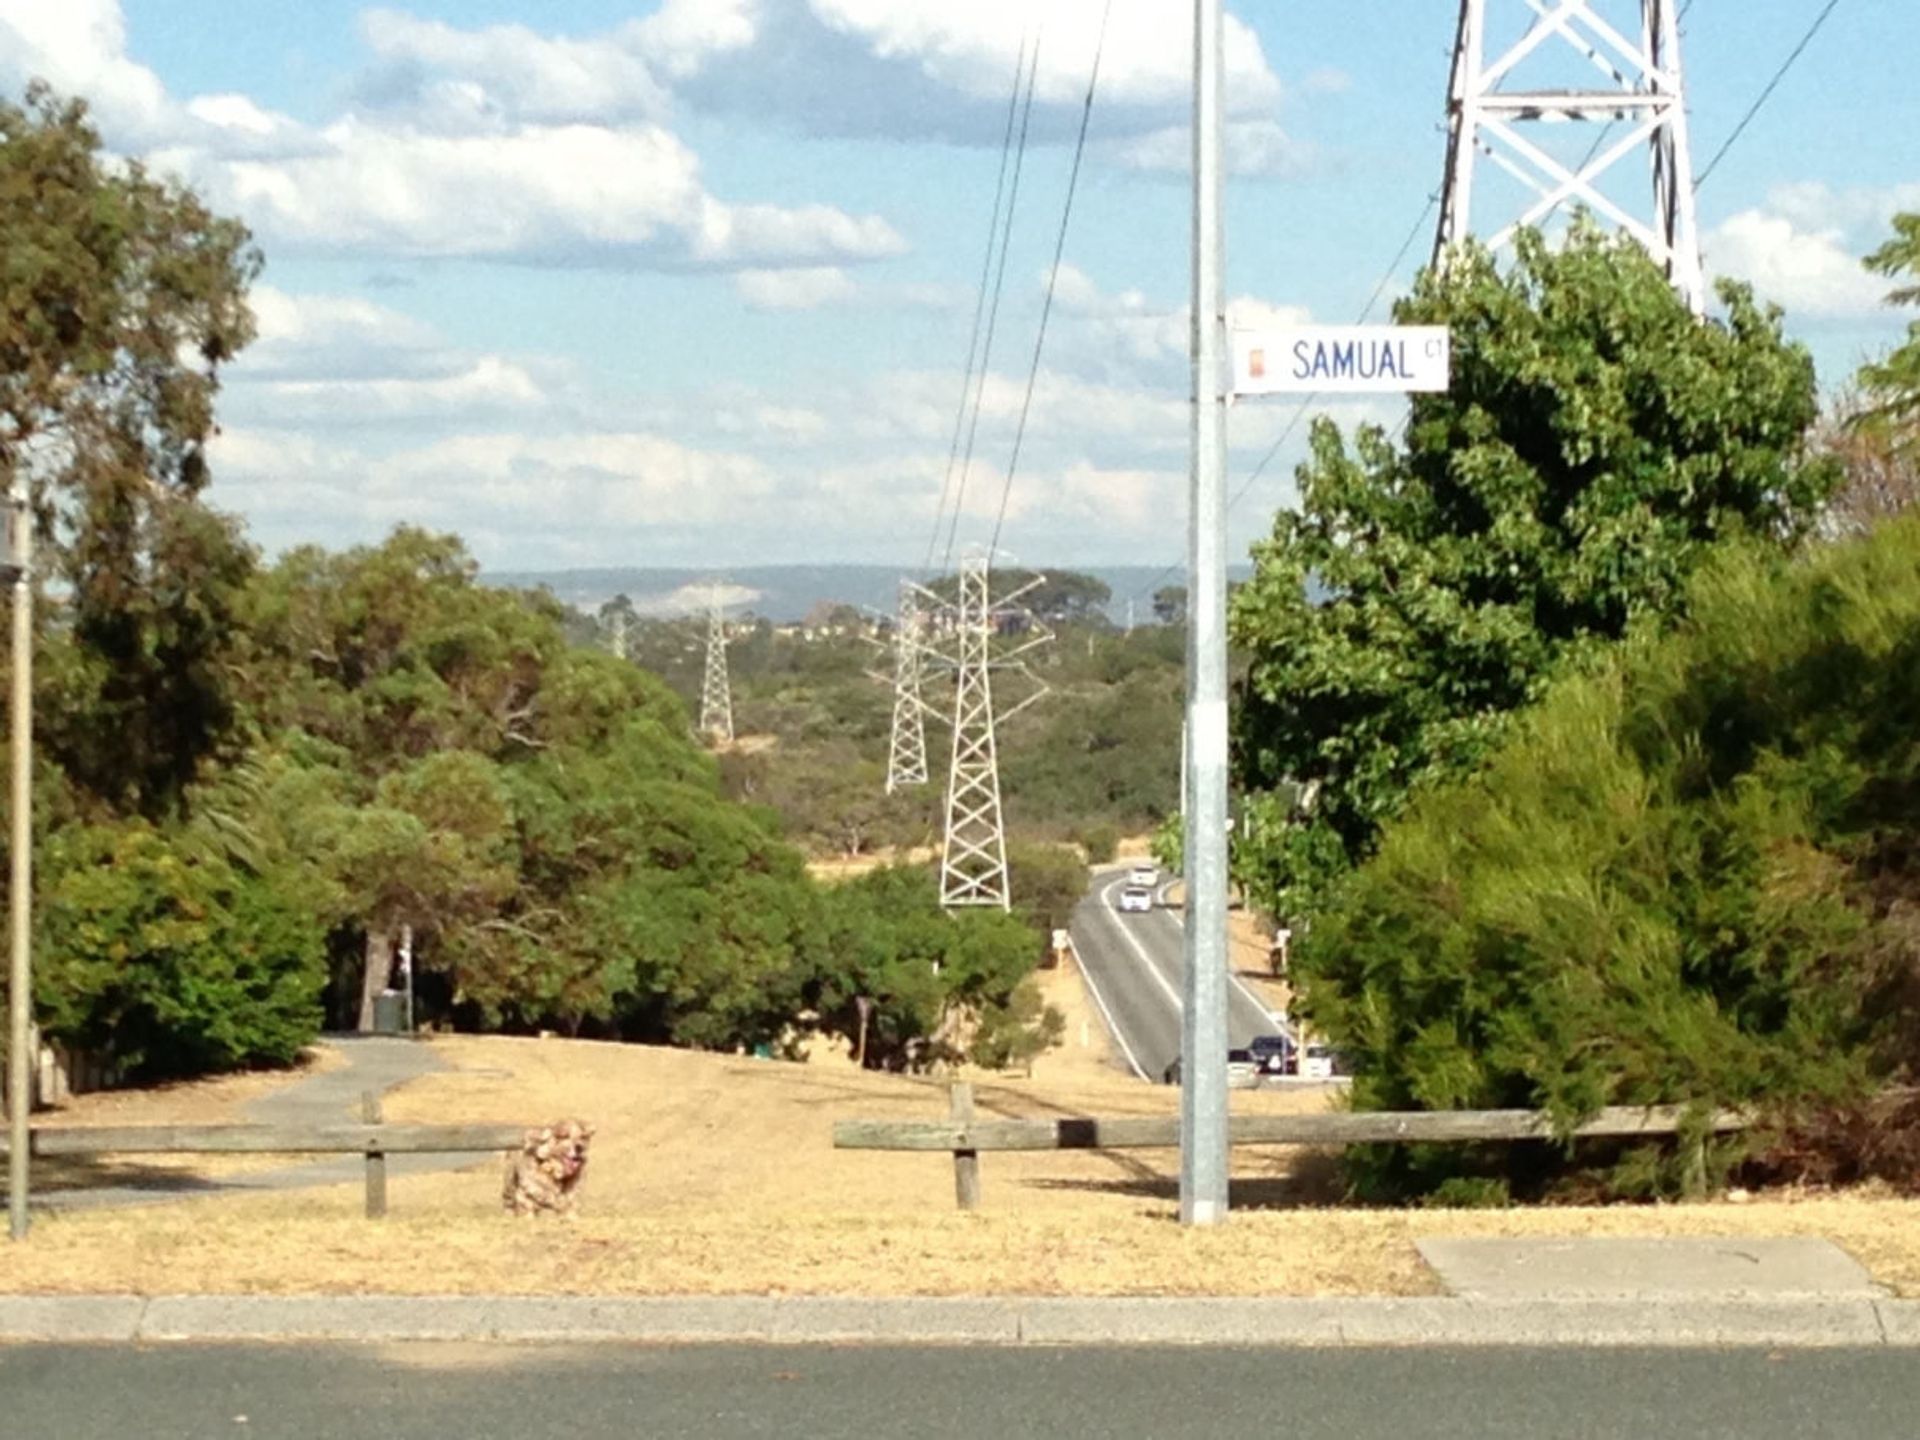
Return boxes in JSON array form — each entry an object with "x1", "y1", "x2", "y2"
[{"x1": 1231, "y1": 324, "x2": 1450, "y2": 396}]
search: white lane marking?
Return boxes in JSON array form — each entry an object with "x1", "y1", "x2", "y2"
[
  {"x1": 1144, "y1": 893, "x2": 1288, "y2": 1038},
  {"x1": 1099, "y1": 878, "x2": 1185, "y2": 1012},
  {"x1": 1063, "y1": 933, "x2": 1149, "y2": 1082}
]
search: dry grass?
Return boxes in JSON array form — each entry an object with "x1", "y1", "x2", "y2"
[{"x1": 6, "y1": 999, "x2": 1920, "y2": 1298}]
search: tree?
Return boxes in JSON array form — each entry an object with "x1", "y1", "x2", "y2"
[
  {"x1": 1231, "y1": 224, "x2": 1839, "y2": 921},
  {"x1": 1857, "y1": 212, "x2": 1920, "y2": 446},
  {"x1": 36, "y1": 822, "x2": 325, "y2": 1078},
  {"x1": 0, "y1": 87, "x2": 262, "y2": 818},
  {"x1": 1294, "y1": 526, "x2": 1920, "y2": 1201},
  {"x1": 1818, "y1": 387, "x2": 1920, "y2": 536},
  {"x1": 1151, "y1": 586, "x2": 1187, "y2": 626},
  {"x1": 814, "y1": 865, "x2": 1046, "y2": 1071}
]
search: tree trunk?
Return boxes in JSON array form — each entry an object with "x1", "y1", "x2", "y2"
[{"x1": 357, "y1": 929, "x2": 394, "y2": 1033}]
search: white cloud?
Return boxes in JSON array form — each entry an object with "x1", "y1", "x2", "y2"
[
  {"x1": 8, "y1": 0, "x2": 906, "y2": 272},
  {"x1": 225, "y1": 287, "x2": 554, "y2": 426},
  {"x1": 160, "y1": 118, "x2": 904, "y2": 268},
  {"x1": 632, "y1": 0, "x2": 1284, "y2": 148},
  {"x1": 799, "y1": 0, "x2": 1277, "y2": 112},
  {"x1": 735, "y1": 266, "x2": 858, "y2": 311},
  {"x1": 0, "y1": 0, "x2": 170, "y2": 140},
  {"x1": 354, "y1": 9, "x2": 672, "y2": 128},
  {"x1": 1706, "y1": 210, "x2": 1889, "y2": 320},
  {"x1": 1114, "y1": 119, "x2": 1314, "y2": 179},
  {"x1": 1762, "y1": 182, "x2": 1920, "y2": 246},
  {"x1": 631, "y1": 0, "x2": 758, "y2": 81}
]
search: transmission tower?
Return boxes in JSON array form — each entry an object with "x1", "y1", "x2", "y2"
[
  {"x1": 607, "y1": 605, "x2": 629, "y2": 662},
  {"x1": 698, "y1": 586, "x2": 734, "y2": 744},
  {"x1": 938, "y1": 555, "x2": 1049, "y2": 910},
  {"x1": 884, "y1": 585, "x2": 929, "y2": 794},
  {"x1": 1436, "y1": 0, "x2": 1705, "y2": 313}
]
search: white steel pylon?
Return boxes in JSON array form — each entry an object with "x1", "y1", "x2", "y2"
[
  {"x1": 940, "y1": 556, "x2": 1007, "y2": 908},
  {"x1": 884, "y1": 586, "x2": 929, "y2": 794},
  {"x1": 698, "y1": 587, "x2": 734, "y2": 744},
  {"x1": 608, "y1": 606, "x2": 629, "y2": 662},
  {"x1": 938, "y1": 556, "x2": 1049, "y2": 910},
  {"x1": 1436, "y1": 0, "x2": 1705, "y2": 313}
]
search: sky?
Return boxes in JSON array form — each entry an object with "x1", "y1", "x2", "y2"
[{"x1": 2, "y1": 0, "x2": 1914, "y2": 578}]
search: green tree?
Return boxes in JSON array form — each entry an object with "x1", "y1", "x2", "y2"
[
  {"x1": 1294, "y1": 526, "x2": 1920, "y2": 1201},
  {"x1": 0, "y1": 87, "x2": 262, "y2": 817},
  {"x1": 1151, "y1": 585, "x2": 1187, "y2": 626},
  {"x1": 1857, "y1": 212, "x2": 1920, "y2": 445},
  {"x1": 1231, "y1": 224, "x2": 1839, "y2": 921},
  {"x1": 36, "y1": 822, "x2": 325, "y2": 1077}
]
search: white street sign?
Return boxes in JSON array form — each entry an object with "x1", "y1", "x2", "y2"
[{"x1": 1232, "y1": 325, "x2": 1451, "y2": 396}]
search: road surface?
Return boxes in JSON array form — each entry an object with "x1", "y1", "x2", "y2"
[
  {"x1": 1068, "y1": 870, "x2": 1286, "y2": 1082},
  {"x1": 4, "y1": 1342, "x2": 1916, "y2": 1439}
]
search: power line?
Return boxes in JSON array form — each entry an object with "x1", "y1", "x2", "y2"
[
  {"x1": 941, "y1": 36, "x2": 1043, "y2": 575},
  {"x1": 1696, "y1": 0, "x2": 1845, "y2": 190},
  {"x1": 924, "y1": 35, "x2": 1031, "y2": 575},
  {"x1": 989, "y1": 0, "x2": 1114, "y2": 557}
]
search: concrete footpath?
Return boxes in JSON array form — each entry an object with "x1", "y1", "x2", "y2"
[{"x1": 4, "y1": 1293, "x2": 1920, "y2": 1347}]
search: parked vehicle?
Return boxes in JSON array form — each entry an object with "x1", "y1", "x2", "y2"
[
  {"x1": 1118, "y1": 885, "x2": 1153, "y2": 913},
  {"x1": 1162, "y1": 1049, "x2": 1260, "y2": 1088},
  {"x1": 1299, "y1": 1043, "x2": 1336, "y2": 1080},
  {"x1": 1248, "y1": 1033, "x2": 1295, "y2": 1077}
]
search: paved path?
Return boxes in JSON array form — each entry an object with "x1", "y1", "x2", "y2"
[
  {"x1": 6, "y1": 1339, "x2": 1920, "y2": 1439},
  {"x1": 36, "y1": 1034, "x2": 484, "y2": 1211}
]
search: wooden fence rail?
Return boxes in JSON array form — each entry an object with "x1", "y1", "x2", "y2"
[
  {"x1": 1, "y1": 1091, "x2": 526, "y2": 1219},
  {"x1": 834, "y1": 1089, "x2": 1751, "y2": 1209}
]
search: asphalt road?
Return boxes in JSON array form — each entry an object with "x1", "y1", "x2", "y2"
[
  {"x1": 1068, "y1": 871, "x2": 1286, "y2": 1082},
  {"x1": 7, "y1": 1342, "x2": 1920, "y2": 1439}
]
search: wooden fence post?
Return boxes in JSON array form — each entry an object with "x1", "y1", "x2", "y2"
[
  {"x1": 362, "y1": 1090, "x2": 387, "y2": 1219},
  {"x1": 949, "y1": 1080, "x2": 979, "y2": 1211}
]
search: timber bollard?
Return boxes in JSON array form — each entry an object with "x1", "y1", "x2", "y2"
[
  {"x1": 949, "y1": 1080, "x2": 979, "y2": 1211},
  {"x1": 362, "y1": 1090, "x2": 387, "y2": 1219}
]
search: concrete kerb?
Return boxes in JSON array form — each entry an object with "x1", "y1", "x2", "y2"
[{"x1": 7, "y1": 1295, "x2": 1920, "y2": 1347}]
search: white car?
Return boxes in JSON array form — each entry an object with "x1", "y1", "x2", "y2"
[
  {"x1": 1118, "y1": 885, "x2": 1153, "y2": 913},
  {"x1": 1127, "y1": 864, "x2": 1159, "y2": 888},
  {"x1": 1298, "y1": 1043, "x2": 1336, "y2": 1080}
]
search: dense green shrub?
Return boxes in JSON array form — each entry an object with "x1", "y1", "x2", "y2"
[
  {"x1": 36, "y1": 823, "x2": 327, "y2": 1078},
  {"x1": 1297, "y1": 523, "x2": 1920, "y2": 1200}
]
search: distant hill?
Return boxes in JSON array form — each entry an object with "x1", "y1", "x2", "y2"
[{"x1": 483, "y1": 563, "x2": 1248, "y2": 625}]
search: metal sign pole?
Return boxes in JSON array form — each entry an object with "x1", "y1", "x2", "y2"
[
  {"x1": 7, "y1": 478, "x2": 33, "y2": 1241},
  {"x1": 1181, "y1": 0, "x2": 1231, "y2": 1227}
]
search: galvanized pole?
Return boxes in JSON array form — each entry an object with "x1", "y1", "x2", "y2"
[
  {"x1": 1181, "y1": 0, "x2": 1230, "y2": 1226},
  {"x1": 6, "y1": 477, "x2": 32, "y2": 1241}
]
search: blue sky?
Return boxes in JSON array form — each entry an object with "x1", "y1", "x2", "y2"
[{"x1": 4, "y1": 1, "x2": 1914, "y2": 574}]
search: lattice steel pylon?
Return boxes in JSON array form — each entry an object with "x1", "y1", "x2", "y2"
[
  {"x1": 937, "y1": 555, "x2": 1049, "y2": 910},
  {"x1": 884, "y1": 585, "x2": 929, "y2": 794},
  {"x1": 607, "y1": 606, "x2": 629, "y2": 662},
  {"x1": 698, "y1": 586, "x2": 734, "y2": 744},
  {"x1": 1436, "y1": 0, "x2": 1705, "y2": 313}
]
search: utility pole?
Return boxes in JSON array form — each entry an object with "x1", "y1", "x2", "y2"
[
  {"x1": 1436, "y1": 0, "x2": 1705, "y2": 313},
  {"x1": 938, "y1": 554, "x2": 1049, "y2": 910},
  {"x1": 1181, "y1": 0, "x2": 1231, "y2": 1227},
  {"x1": 6, "y1": 475, "x2": 32, "y2": 1241},
  {"x1": 699, "y1": 585, "x2": 734, "y2": 744},
  {"x1": 884, "y1": 584, "x2": 929, "y2": 794}
]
